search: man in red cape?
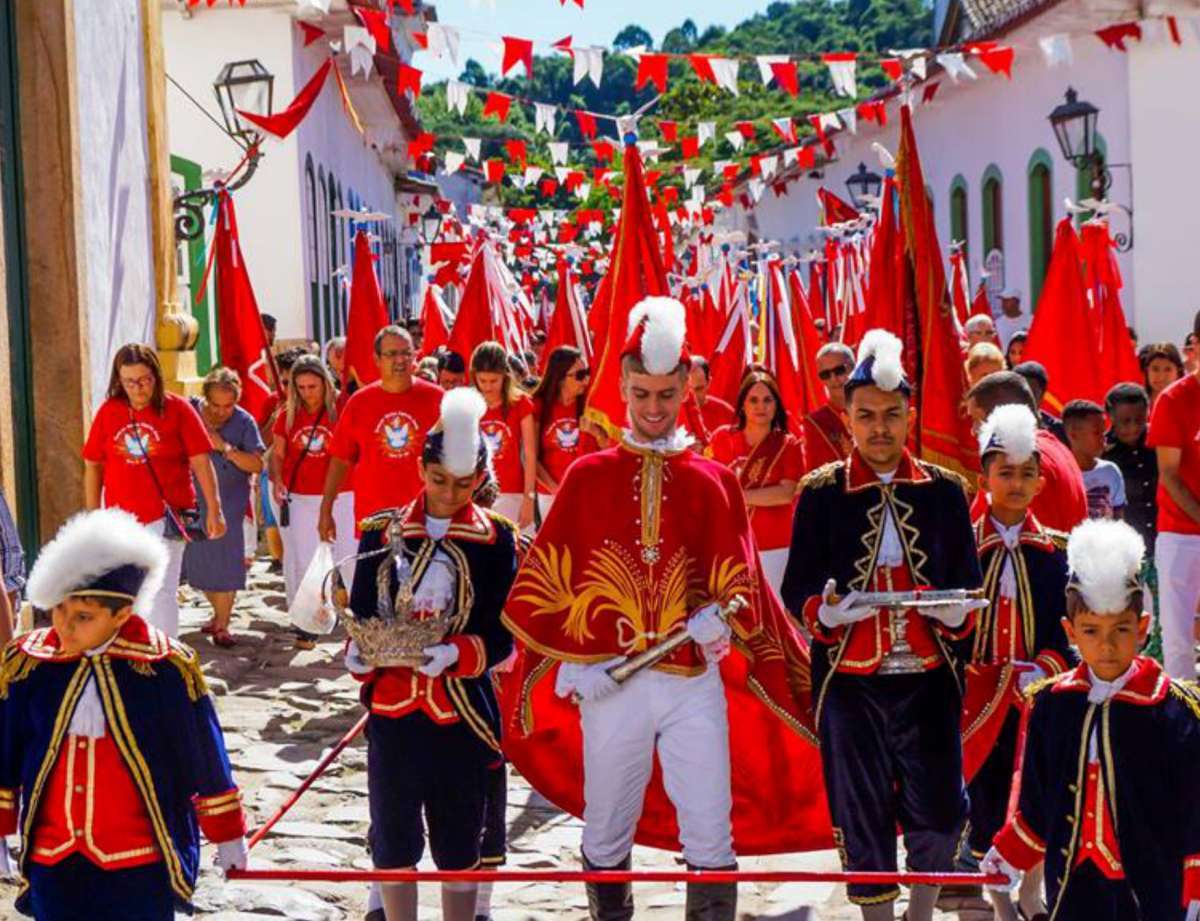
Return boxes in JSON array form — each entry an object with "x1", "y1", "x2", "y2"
[{"x1": 501, "y1": 296, "x2": 830, "y2": 921}]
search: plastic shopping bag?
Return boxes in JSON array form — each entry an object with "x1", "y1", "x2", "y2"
[{"x1": 289, "y1": 542, "x2": 338, "y2": 635}]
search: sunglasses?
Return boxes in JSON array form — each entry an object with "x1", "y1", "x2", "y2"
[
  {"x1": 570, "y1": 368, "x2": 591, "y2": 382},
  {"x1": 817, "y1": 364, "x2": 851, "y2": 382}
]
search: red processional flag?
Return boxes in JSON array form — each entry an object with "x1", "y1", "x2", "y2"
[
  {"x1": 817, "y1": 187, "x2": 860, "y2": 225},
  {"x1": 948, "y1": 248, "x2": 971, "y2": 327},
  {"x1": 969, "y1": 278, "x2": 992, "y2": 318},
  {"x1": 417, "y1": 283, "x2": 452, "y2": 358},
  {"x1": 540, "y1": 262, "x2": 592, "y2": 372},
  {"x1": 583, "y1": 140, "x2": 670, "y2": 434},
  {"x1": 343, "y1": 229, "x2": 391, "y2": 390},
  {"x1": 1079, "y1": 221, "x2": 1141, "y2": 393},
  {"x1": 212, "y1": 191, "x2": 280, "y2": 426},
  {"x1": 1024, "y1": 218, "x2": 1105, "y2": 411},
  {"x1": 447, "y1": 243, "x2": 500, "y2": 361},
  {"x1": 707, "y1": 273, "x2": 752, "y2": 405},
  {"x1": 787, "y1": 268, "x2": 828, "y2": 419},
  {"x1": 895, "y1": 104, "x2": 976, "y2": 478}
]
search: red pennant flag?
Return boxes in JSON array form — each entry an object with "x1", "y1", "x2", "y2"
[
  {"x1": 353, "y1": 6, "x2": 391, "y2": 52},
  {"x1": 540, "y1": 178, "x2": 559, "y2": 197},
  {"x1": 212, "y1": 192, "x2": 280, "y2": 425},
  {"x1": 410, "y1": 31, "x2": 428, "y2": 49},
  {"x1": 591, "y1": 139, "x2": 615, "y2": 164},
  {"x1": 796, "y1": 146, "x2": 816, "y2": 170},
  {"x1": 718, "y1": 184, "x2": 734, "y2": 207},
  {"x1": 880, "y1": 58, "x2": 903, "y2": 81},
  {"x1": 635, "y1": 53, "x2": 669, "y2": 93},
  {"x1": 482, "y1": 91, "x2": 512, "y2": 122},
  {"x1": 505, "y1": 139, "x2": 528, "y2": 167},
  {"x1": 592, "y1": 167, "x2": 610, "y2": 185},
  {"x1": 397, "y1": 63, "x2": 423, "y2": 97},
  {"x1": 921, "y1": 81, "x2": 940, "y2": 104},
  {"x1": 501, "y1": 35, "x2": 535, "y2": 78},
  {"x1": 658, "y1": 120, "x2": 678, "y2": 143},
  {"x1": 392, "y1": 0, "x2": 416, "y2": 13},
  {"x1": 575, "y1": 110, "x2": 597, "y2": 139},
  {"x1": 1096, "y1": 22, "x2": 1141, "y2": 51},
  {"x1": 553, "y1": 35, "x2": 573, "y2": 52},
  {"x1": 564, "y1": 171, "x2": 585, "y2": 191},
  {"x1": 771, "y1": 117, "x2": 796, "y2": 143},
  {"x1": 817, "y1": 188, "x2": 859, "y2": 225},
  {"x1": 722, "y1": 163, "x2": 740, "y2": 180},
  {"x1": 343, "y1": 229, "x2": 391, "y2": 390},
  {"x1": 735, "y1": 121, "x2": 756, "y2": 140},
  {"x1": 689, "y1": 54, "x2": 716, "y2": 84},
  {"x1": 680, "y1": 136, "x2": 700, "y2": 160},
  {"x1": 298, "y1": 21, "x2": 325, "y2": 47},
  {"x1": 978, "y1": 46, "x2": 1014, "y2": 78},
  {"x1": 409, "y1": 131, "x2": 435, "y2": 157},
  {"x1": 237, "y1": 58, "x2": 331, "y2": 140},
  {"x1": 770, "y1": 60, "x2": 800, "y2": 97},
  {"x1": 485, "y1": 158, "x2": 506, "y2": 183},
  {"x1": 750, "y1": 154, "x2": 763, "y2": 176}
]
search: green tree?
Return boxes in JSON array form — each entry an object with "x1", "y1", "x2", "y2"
[{"x1": 613, "y1": 24, "x2": 653, "y2": 49}]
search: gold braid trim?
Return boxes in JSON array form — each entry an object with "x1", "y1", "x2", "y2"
[
  {"x1": 1169, "y1": 681, "x2": 1200, "y2": 721},
  {"x1": 0, "y1": 646, "x2": 38, "y2": 700},
  {"x1": 796, "y1": 460, "x2": 841, "y2": 497},
  {"x1": 1045, "y1": 527, "x2": 1070, "y2": 551},
  {"x1": 165, "y1": 641, "x2": 209, "y2": 702},
  {"x1": 918, "y1": 458, "x2": 970, "y2": 495},
  {"x1": 1022, "y1": 674, "x2": 1058, "y2": 703}
]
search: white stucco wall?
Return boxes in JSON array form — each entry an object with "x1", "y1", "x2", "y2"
[{"x1": 74, "y1": 0, "x2": 157, "y2": 410}]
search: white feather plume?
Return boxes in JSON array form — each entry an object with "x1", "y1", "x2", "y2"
[
  {"x1": 439, "y1": 387, "x2": 487, "y2": 477},
  {"x1": 1067, "y1": 519, "x2": 1145, "y2": 615},
  {"x1": 856, "y1": 328, "x2": 904, "y2": 392},
  {"x1": 978, "y1": 404, "x2": 1038, "y2": 463},
  {"x1": 628, "y1": 296, "x2": 688, "y2": 375},
  {"x1": 26, "y1": 509, "x2": 168, "y2": 615}
]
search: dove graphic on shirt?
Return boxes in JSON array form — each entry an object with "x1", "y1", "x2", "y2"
[
  {"x1": 384, "y1": 421, "x2": 411, "y2": 452},
  {"x1": 375, "y1": 412, "x2": 420, "y2": 458},
  {"x1": 481, "y1": 421, "x2": 506, "y2": 459},
  {"x1": 554, "y1": 421, "x2": 580, "y2": 451},
  {"x1": 122, "y1": 429, "x2": 151, "y2": 462}
]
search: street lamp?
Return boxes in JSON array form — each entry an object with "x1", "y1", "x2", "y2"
[
  {"x1": 213, "y1": 59, "x2": 274, "y2": 149},
  {"x1": 845, "y1": 162, "x2": 882, "y2": 208},
  {"x1": 419, "y1": 203, "x2": 444, "y2": 245}
]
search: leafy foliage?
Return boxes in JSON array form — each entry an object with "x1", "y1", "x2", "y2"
[{"x1": 415, "y1": 0, "x2": 931, "y2": 210}]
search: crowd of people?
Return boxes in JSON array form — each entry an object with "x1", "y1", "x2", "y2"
[{"x1": 0, "y1": 294, "x2": 1197, "y2": 921}]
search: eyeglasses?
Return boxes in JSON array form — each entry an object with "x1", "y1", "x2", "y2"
[
  {"x1": 571, "y1": 368, "x2": 591, "y2": 382},
  {"x1": 380, "y1": 349, "x2": 413, "y2": 360},
  {"x1": 817, "y1": 364, "x2": 851, "y2": 382},
  {"x1": 120, "y1": 374, "x2": 156, "y2": 390}
]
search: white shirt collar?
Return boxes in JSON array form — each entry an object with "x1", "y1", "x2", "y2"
[
  {"x1": 991, "y1": 516, "x2": 1024, "y2": 551},
  {"x1": 621, "y1": 428, "x2": 695, "y2": 454},
  {"x1": 876, "y1": 468, "x2": 898, "y2": 484},
  {"x1": 1087, "y1": 661, "x2": 1138, "y2": 704}
]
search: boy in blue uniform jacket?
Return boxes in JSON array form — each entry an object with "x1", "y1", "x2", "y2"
[
  {"x1": 983, "y1": 519, "x2": 1200, "y2": 921},
  {"x1": 0, "y1": 509, "x2": 247, "y2": 921}
]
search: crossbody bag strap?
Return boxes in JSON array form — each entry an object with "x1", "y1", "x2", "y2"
[
  {"x1": 129, "y1": 410, "x2": 188, "y2": 534},
  {"x1": 283, "y1": 405, "x2": 327, "y2": 496}
]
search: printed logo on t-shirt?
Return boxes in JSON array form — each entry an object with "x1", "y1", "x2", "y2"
[
  {"x1": 374, "y1": 411, "x2": 419, "y2": 458},
  {"x1": 113, "y1": 422, "x2": 159, "y2": 465},
  {"x1": 292, "y1": 425, "x2": 334, "y2": 458},
  {"x1": 481, "y1": 419, "x2": 511, "y2": 460},
  {"x1": 547, "y1": 418, "x2": 581, "y2": 453}
]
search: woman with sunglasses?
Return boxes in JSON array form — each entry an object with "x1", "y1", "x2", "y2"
[
  {"x1": 470, "y1": 341, "x2": 538, "y2": 530},
  {"x1": 530, "y1": 346, "x2": 599, "y2": 519},
  {"x1": 706, "y1": 369, "x2": 806, "y2": 595}
]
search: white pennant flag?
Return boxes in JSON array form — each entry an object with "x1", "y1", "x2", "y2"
[
  {"x1": 691, "y1": 185, "x2": 706, "y2": 205},
  {"x1": 760, "y1": 155, "x2": 778, "y2": 178},
  {"x1": 1038, "y1": 34, "x2": 1073, "y2": 68},
  {"x1": 443, "y1": 151, "x2": 466, "y2": 174},
  {"x1": 772, "y1": 116, "x2": 796, "y2": 143},
  {"x1": 524, "y1": 166, "x2": 544, "y2": 185},
  {"x1": 573, "y1": 47, "x2": 605, "y2": 88},
  {"x1": 825, "y1": 57, "x2": 857, "y2": 97},
  {"x1": 756, "y1": 54, "x2": 790, "y2": 87},
  {"x1": 549, "y1": 142, "x2": 569, "y2": 166},
  {"x1": 684, "y1": 167, "x2": 702, "y2": 189},
  {"x1": 295, "y1": 0, "x2": 332, "y2": 13},
  {"x1": 535, "y1": 102, "x2": 557, "y2": 136},
  {"x1": 554, "y1": 166, "x2": 570, "y2": 184},
  {"x1": 837, "y1": 107, "x2": 857, "y2": 134},
  {"x1": 539, "y1": 210, "x2": 554, "y2": 226},
  {"x1": 343, "y1": 27, "x2": 376, "y2": 78},
  {"x1": 783, "y1": 147, "x2": 801, "y2": 166},
  {"x1": 714, "y1": 159, "x2": 732, "y2": 174},
  {"x1": 427, "y1": 23, "x2": 461, "y2": 66},
  {"x1": 576, "y1": 183, "x2": 591, "y2": 200},
  {"x1": 698, "y1": 121, "x2": 716, "y2": 147},
  {"x1": 725, "y1": 131, "x2": 745, "y2": 152},
  {"x1": 616, "y1": 115, "x2": 639, "y2": 139},
  {"x1": 638, "y1": 141, "x2": 664, "y2": 161},
  {"x1": 890, "y1": 48, "x2": 927, "y2": 81},
  {"x1": 819, "y1": 112, "x2": 842, "y2": 133},
  {"x1": 446, "y1": 81, "x2": 471, "y2": 116},
  {"x1": 935, "y1": 52, "x2": 976, "y2": 81},
  {"x1": 709, "y1": 57, "x2": 740, "y2": 95},
  {"x1": 463, "y1": 137, "x2": 482, "y2": 161},
  {"x1": 749, "y1": 178, "x2": 765, "y2": 203}
]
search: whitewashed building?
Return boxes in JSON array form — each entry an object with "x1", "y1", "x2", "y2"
[
  {"x1": 726, "y1": 0, "x2": 1200, "y2": 348},
  {"x1": 162, "y1": 0, "x2": 437, "y2": 368}
]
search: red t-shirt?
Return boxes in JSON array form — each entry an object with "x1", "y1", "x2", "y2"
[
  {"x1": 707, "y1": 426, "x2": 805, "y2": 551},
  {"x1": 1148, "y1": 373, "x2": 1200, "y2": 535},
  {"x1": 971, "y1": 428, "x2": 1088, "y2": 533},
  {"x1": 482, "y1": 395, "x2": 534, "y2": 494},
  {"x1": 534, "y1": 398, "x2": 599, "y2": 493},
  {"x1": 330, "y1": 379, "x2": 443, "y2": 522},
  {"x1": 82, "y1": 394, "x2": 213, "y2": 524},
  {"x1": 273, "y1": 406, "x2": 350, "y2": 496}
]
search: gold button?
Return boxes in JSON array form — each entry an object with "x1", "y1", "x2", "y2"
[
  {"x1": 74, "y1": 830, "x2": 82, "y2": 838},
  {"x1": 77, "y1": 741, "x2": 86, "y2": 750},
  {"x1": 73, "y1": 786, "x2": 83, "y2": 794},
  {"x1": 1087, "y1": 812, "x2": 1094, "y2": 819},
  {"x1": 1085, "y1": 843, "x2": 1093, "y2": 850}
]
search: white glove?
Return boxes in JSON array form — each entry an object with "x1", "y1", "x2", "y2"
[
  {"x1": 0, "y1": 839, "x2": 12, "y2": 879},
  {"x1": 816, "y1": 579, "x2": 877, "y2": 629},
  {"x1": 920, "y1": 597, "x2": 988, "y2": 629},
  {"x1": 1015, "y1": 662, "x2": 1048, "y2": 692},
  {"x1": 345, "y1": 640, "x2": 373, "y2": 675},
  {"x1": 214, "y1": 837, "x2": 248, "y2": 873},
  {"x1": 979, "y1": 846, "x2": 1020, "y2": 893},
  {"x1": 418, "y1": 643, "x2": 460, "y2": 678},
  {"x1": 1185, "y1": 899, "x2": 1200, "y2": 921},
  {"x1": 687, "y1": 604, "x2": 731, "y2": 646},
  {"x1": 555, "y1": 658, "x2": 626, "y2": 703},
  {"x1": 700, "y1": 638, "x2": 731, "y2": 664}
]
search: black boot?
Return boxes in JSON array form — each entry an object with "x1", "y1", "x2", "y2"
[
  {"x1": 583, "y1": 852, "x2": 634, "y2": 921},
  {"x1": 684, "y1": 863, "x2": 737, "y2": 921}
]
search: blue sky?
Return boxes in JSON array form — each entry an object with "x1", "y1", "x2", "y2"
[{"x1": 421, "y1": 0, "x2": 778, "y2": 79}]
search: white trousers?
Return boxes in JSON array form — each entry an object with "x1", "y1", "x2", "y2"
[
  {"x1": 758, "y1": 547, "x2": 790, "y2": 598},
  {"x1": 280, "y1": 493, "x2": 357, "y2": 608},
  {"x1": 1156, "y1": 532, "x2": 1200, "y2": 679},
  {"x1": 580, "y1": 665, "x2": 734, "y2": 868},
  {"x1": 146, "y1": 518, "x2": 185, "y2": 638}
]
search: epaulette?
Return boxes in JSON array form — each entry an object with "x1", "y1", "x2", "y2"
[
  {"x1": 486, "y1": 509, "x2": 520, "y2": 537},
  {"x1": 165, "y1": 638, "x2": 210, "y2": 703},
  {"x1": 1022, "y1": 674, "x2": 1058, "y2": 703},
  {"x1": 1168, "y1": 680, "x2": 1200, "y2": 722},
  {"x1": 0, "y1": 642, "x2": 37, "y2": 700},
  {"x1": 918, "y1": 459, "x2": 971, "y2": 495},
  {"x1": 798, "y1": 461, "x2": 842, "y2": 495},
  {"x1": 1044, "y1": 528, "x2": 1069, "y2": 551},
  {"x1": 359, "y1": 508, "x2": 403, "y2": 532}
]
